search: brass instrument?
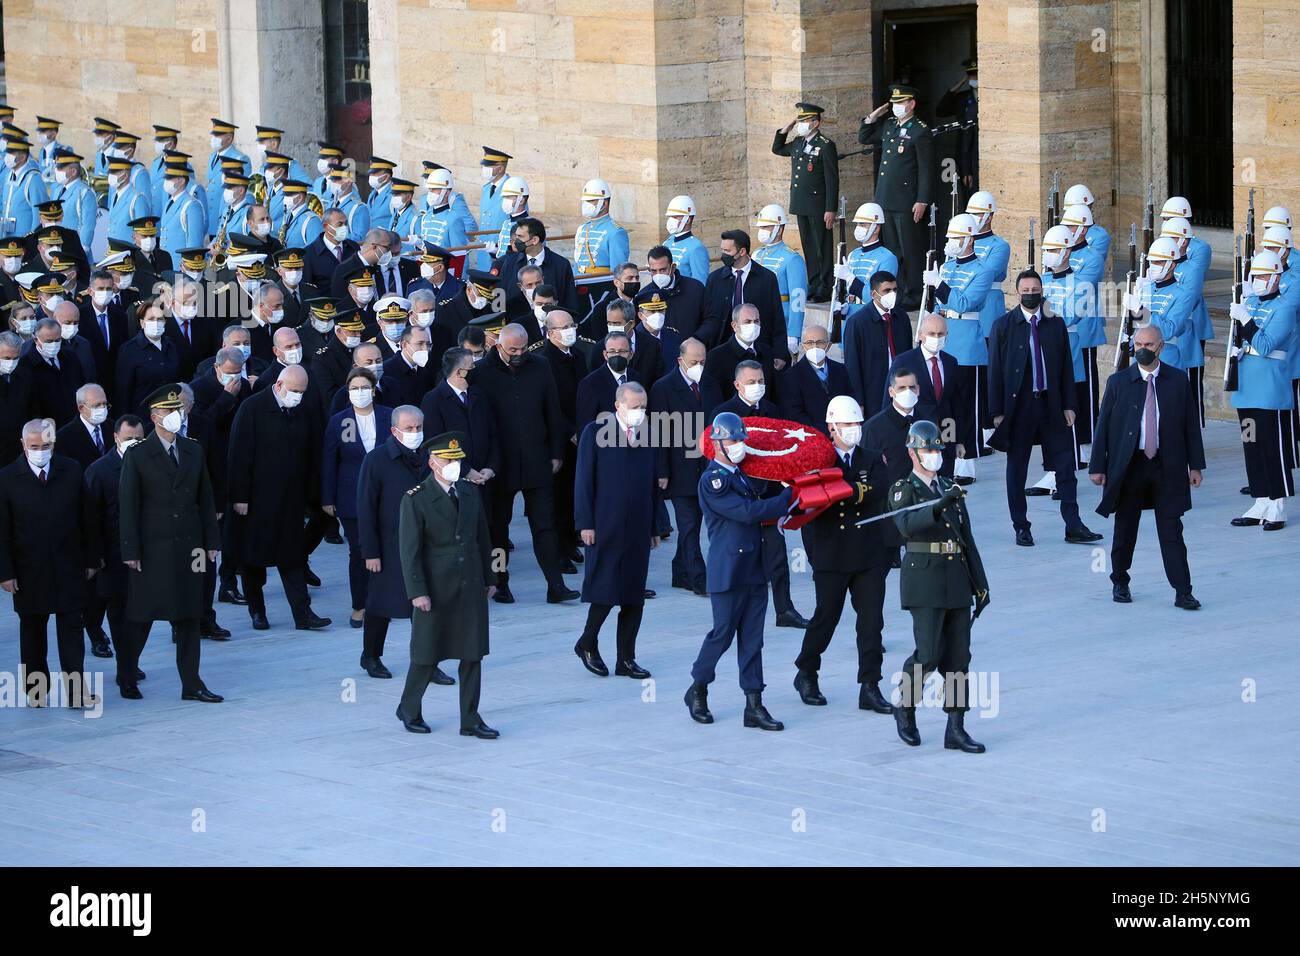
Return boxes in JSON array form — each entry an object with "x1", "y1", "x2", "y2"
[
  {"x1": 211, "y1": 208, "x2": 231, "y2": 269},
  {"x1": 249, "y1": 173, "x2": 268, "y2": 206},
  {"x1": 307, "y1": 193, "x2": 324, "y2": 217},
  {"x1": 84, "y1": 163, "x2": 109, "y2": 202}
]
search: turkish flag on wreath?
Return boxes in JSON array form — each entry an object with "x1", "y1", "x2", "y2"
[{"x1": 699, "y1": 415, "x2": 855, "y2": 529}]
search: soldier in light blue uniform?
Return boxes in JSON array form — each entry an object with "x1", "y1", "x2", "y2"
[
  {"x1": 967, "y1": 192, "x2": 1010, "y2": 456},
  {"x1": 91, "y1": 117, "x2": 120, "y2": 179},
  {"x1": 262, "y1": 151, "x2": 293, "y2": 234},
  {"x1": 1160, "y1": 216, "x2": 1209, "y2": 425},
  {"x1": 104, "y1": 156, "x2": 150, "y2": 245},
  {"x1": 254, "y1": 126, "x2": 310, "y2": 185},
  {"x1": 1258, "y1": 226, "x2": 1300, "y2": 464},
  {"x1": 1229, "y1": 250, "x2": 1296, "y2": 529},
  {"x1": 415, "y1": 163, "x2": 479, "y2": 267},
  {"x1": 107, "y1": 131, "x2": 152, "y2": 216},
  {"x1": 923, "y1": 213, "x2": 995, "y2": 482},
  {"x1": 388, "y1": 178, "x2": 420, "y2": 239},
  {"x1": 33, "y1": 117, "x2": 68, "y2": 186},
  {"x1": 279, "y1": 180, "x2": 324, "y2": 249},
  {"x1": 219, "y1": 172, "x2": 255, "y2": 239},
  {"x1": 2, "y1": 138, "x2": 49, "y2": 239},
  {"x1": 327, "y1": 164, "x2": 370, "y2": 242},
  {"x1": 205, "y1": 118, "x2": 250, "y2": 229},
  {"x1": 421, "y1": 162, "x2": 478, "y2": 237},
  {"x1": 477, "y1": 147, "x2": 513, "y2": 260},
  {"x1": 149, "y1": 125, "x2": 180, "y2": 214},
  {"x1": 834, "y1": 202, "x2": 899, "y2": 326},
  {"x1": 1041, "y1": 224, "x2": 1099, "y2": 470},
  {"x1": 1064, "y1": 183, "x2": 1110, "y2": 262},
  {"x1": 573, "y1": 177, "x2": 630, "y2": 306},
  {"x1": 311, "y1": 143, "x2": 344, "y2": 204},
  {"x1": 50, "y1": 150, "x2": 97, "y2": 252},
  {"x1": 364, "y1": 156, "x2": 396, "y2": 232},
  {"x1": 163, "y1": 149, "x2": 206, "y2": 210},
  {"x1": 493, "y1": 176, "x2": 530, "y2": 253},
  {"x1": 1161, "y1": 198, "x2": 1214, "y2": 346},
  {"x1": 159, "y1": 157, "x2": 208, "y2": 269},
  {"x1": 1058, "y1": 206, "x2": 1107, "y2": 462},
  {"x1": 663, "y1": 194, "x2": 710, "y2": 282},
  {"x1": 1122, "y1": 237, "x2": 1201, "y2": 374},
  {"x1": 749, "y1": 202, "x2": 807, "y2": 346},
  {"x1": 416, "y1": 167, "x2": 470, "y2": 248}
]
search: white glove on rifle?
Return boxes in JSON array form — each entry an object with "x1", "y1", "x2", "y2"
[
  {"x1": 1133, "y1": 275, "x2": 1151, "y2": 296},
  {"x1": 1229, "y1": 303, "x2": 1249, "y2": 323},
  {"x1": 922, "y1": 268, "x2": 941, "y2": 288},
  {"x1": 481, "y1": 240, "x2": 498, "y2": 255},
  {"x1": 834, "y1": 262, "x2": 855, "y2": 281},
  {"x1": 1122, "y1": 291, "x2": 1142, "y2": 314}
]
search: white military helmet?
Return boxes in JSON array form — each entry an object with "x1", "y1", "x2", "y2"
[
  {"x1": 1060, "y1": 203, "x2": 1093, "y2": 228},
  {"x1": 1249, "y1": 249, "x2": 1283, "y2": 277},
  {"x1": 1261, "y1": 224, "x2": 1292, "y2": 251},
  {"x1": 500, "y1": 175, "x2": 529, "y2": 199},
  {"x1": 1160, "y1": 217, "x2": 1192, "y2": 247},
  {"x1": 665, "y1": 194, "x2": 697, "y2": 219},
  {"x1": 1041, "y1": 224, "x2": 1074, "y2": 251},
  {"x1": 1161, "y1": 196, "x2": 1192, "y2": 220},
  {"x1": 825, "y1": 394, "x2": 864, "y2": 424},
  {"x1": 1064, "y1": 183, "x2": 1095, "y2": 207},
  {"x1": 946, "y1": 213, "x2": 978, "y2": 239},
  {"x1": 755, "y1": 203, "x2": 788, "y2": 227},
  {"x1": 1262, "y1": 206, "x2": 1293, "y2": 230},
  {"x1": 426, "y1": 167, "x2": 453, "y2": 191},
  {"x1": 852, "y1": 202, "x2": 884, "y2": 225},
  {"x1": 966, "y1": 190, "x2": 996, "y2": 218},
  {"x1": 1146, "y1": 235, "x2": 1181, "y2": 268}
]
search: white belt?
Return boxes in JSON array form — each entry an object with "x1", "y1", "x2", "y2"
[
  {"x1": 943, "y1": 310, "x2": 979, "y2": 321},
  {"x1": 1244, "y1": 347, "x2": 1288, "y2": 360}
]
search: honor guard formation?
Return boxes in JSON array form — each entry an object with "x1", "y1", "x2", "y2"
[{"x1": 0, "y1": 83, "x2": 1294, "y2": 756}]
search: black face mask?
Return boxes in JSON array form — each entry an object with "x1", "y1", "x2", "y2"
[
  {"x1": 720, "y1": 253, "x2": 736, "y2": 269},
  {"x1": 607, "y1": 355, "x2": 629, "y2": 373},
  {"x1": 621, "y1": 280, "x2": 640, "y2": 297},
  {"x1": 506, "y1": 352, "x2": 526, "y2": 368},
  {"x1": 1135, "y1": 347, "x2": 1158, "y2": 366},
  {"x1": 1020, "y1": 292, "x2": 1043, "y2": 311},
  {"x1": 511, "y1": 238, "x2": 527, "y2": 255}
]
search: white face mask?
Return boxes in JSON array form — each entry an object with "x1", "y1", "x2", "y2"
[
  {"x1": 724, "y1": 442, "x2": 747, "y2": 463},
  {"x1": 481, "y1": 166, "x2": 493, "y2": 181},
  {"x1": 26, "y1": 448, "x2": 52, "y2": 468},
  {"x1": 641, "y1": 313, "x2": 664, "y2": 332},
  {"x1": 837, "y1": 424, "x2": 861, "y2": 447},
  {"x1": 117, "y1": 272, "x2": 134, "y2": 288},
  {"x1": 0, "y1": 358, "x2": 17, "y2": 374},
  {"x1": 152, "y1": 140, "x2": 166, "y2": 155},
  {"x1": 390, "y1": 195, "x2": 408, "y2": 214},
  {"x1": 1148, "y1": 261, "x2": 1172, "y2": 283},
  {"x1": 581, "y1": 200, "x2": 601, "y2": 218},
  {"x1": 279, "y1": 388, "x2": 304, "y2": 408},
  {"x1": 683, "y1": 362, "x2": 704, "y2": 384},
  {"x1": 174, "y1": 303, "x2": 198, "y2": 320},
  {"x1": 412, "y1": 311, "x2": 433, "y2": 328},
  {"x1": 163, "y1": 177, "x2": 182, "y2": 196},
  {"x1": 377, "y1": 250, "x2": 393, "y2": 268},
  {"x1": 893, "y1": 387, "x2": 920, "y2": 410},
  {"x1": 222, "y1": 188, "x2": 237, "y2": 206},
  {"x1": 944, "y1": 238, "x2": 963, "y2": 258},
  {"x1": 607, "y1": 322, "x2": 627, "y2": 337},
  {"x1": 736, "y1": 322, "x2": 760, "y2": 344},
  {"x1": 282, "y1": 270, "x2": 302, "y2": 288},
  {"x1": 236, "y1": 343, "x2": 251, "y2": 359},
  {"x1": 368, "y1": 175, "x2": 383, "y2": 190},
  {"x1": 161, "y1": 410, "x2": 184, "y2": 433},
  {"x1": 252, "y1": 222, "x2": 271, "y2": 238},
  {"x1": 2, "y1": 256, "x2": 20, "y2": 274},
  {"x1": 331, "y1": 225, "x2": 349, "y2": 243},
  {"x1": 44, "y1": 295, "x2": 65, "y2": 311},
  {"x1": 794, "y1": 121, "x2": 811, "y2": 137},
  {"x1": 143, "y1": 320, "x2": 166, "y2": 340},
  {"x1": 440, "y1": 459, "x2": 461, "y2": 483},
  {"x1": 420, "y1": 263, "x2": 439, "y2": 279},
  {"x1": 210, "y1": 135, "x2": 224, "y2": 150},
  {"x1": 4, "y1": 153, "x2": 18, "y2": 169},
  {"x1": 534, "y1": 305, "x2": 548, "y2": 323},
  {"x1": 621, "y1": 406, "x2": 646, "y2": 428},
  {"x1": 501, "y1": 197, "x2": 518, "y2": 215},
  {"x1": 804, "y1": 346, "x2": 826, "y2": 365},
  {"x1": 757, "y1": 227, "x2": 776, "y2": 246},
  {"x1": 281, "y1": 346, "x2": 303, "y2": 366},
  {"x1": 399, "y1": 429, "x2": 424, "y2": 450},
  {"x1": 317, "y1": 158, "x2": 332, "y2": 175},
  {"x1": 741, "y1": 382, "x2": 765, "y2": 404},
  {"x1": 1251, "y1": 277, "x2": 1272, "y2": 296},
  {"x1": 344, "y1": 334, "x2": 361, "y2": 348},
  {"x1": 139, "y1": 236, "x2": 157, "y2": 252},
  {"x1": 556, "y1": 327, "x2": 577, "y2": 347},
  {"x1": 86, "y1": 405, "x2": 108, "y2": 425},
  {"x1": 16, "y1": 319, "x2": 36, "y2": 335},
  {"x1": 877, "y1": 290, "x2": 897, "y2": 310},
  {"x1": 652, "y1": 272, "x2": 672, "y2": 289},
  {"x1": 217, "y1": 371, "x2": 239, "y2": 386},
  {"x1": 356, "y1": 288, "x2": 376, "y2": 305},
  {"x1": 59, "y1": 323, "x2": 78, "y2": 340},
  {"x1": 853, "y1": 225, "x2": 872, "y2": 244},
  {"x1": 349, "y1": 387, "x2": 373, "y2": 409},
  {"x1": 919, "y1": 451, "x2": 943, "y2": 472},
  {"x1": 922, "y1": 334, "x2": 946, "y2": 355},
  {"x1": 409, "y1": 348, "x2": 429, "y2": 367},
  {"x1": 665, "y1": 216, "x2": 684, "y2": 236},
  {"x1": 468, "y1": 291, "x2": 488, "y2": 310},
  {"x1": 892, "y1": 103, "x2": 909, "y2": 119},
  {"x1": 268, "y1": 309, "x2": 284, "y2": 325},
  {"x1": 1043, "y1": 249, "x2": 1066, "y2": 270}
]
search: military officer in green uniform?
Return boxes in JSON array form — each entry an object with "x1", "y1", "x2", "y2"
[
  {"x1": 771, "y1": 102, "x2": 839, "y2": 302},
  {"x1": 888, "y1": 420, "x2": 989, "y2": 752},
  {"x1": 859, "y1": 85, "x2": 936, "y2": 311},
  {"x1": 396, "y1": 430, "x2": 500, "y2": 739}
]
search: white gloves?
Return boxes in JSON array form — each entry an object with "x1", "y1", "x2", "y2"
[
  {"x1": 834, "y1": 262, "x2": 855, "y2": 281},
  {"x1": 1122, "y1": 291, "x2": 1141, "y2": 314},
  {"x1": 922, "y1": 268, "x2": 941, "y2": 288},
  {"x1": 1133, "y1": 275, "x2": 1151, "y2": 296},
  {"x1": 481, "y1": 240, "x2": 498, "y2": 255},
  {"x1": 1230, "y1": 303, "x2": 1249, "y2": 323}
]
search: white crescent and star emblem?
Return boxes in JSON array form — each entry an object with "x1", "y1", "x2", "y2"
[{"x1": 742, "y1": 426, "x2": 813, "y2": 458}]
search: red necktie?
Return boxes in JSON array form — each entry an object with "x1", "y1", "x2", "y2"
[
  {"x1": 690, "y1": 381, "x2": 700, "y2": 402},
  {"x1": 930, "y1": 355, "x2": 943, "y2": 401},
  {"x1": 38, "y1": 469, "x2": 47, "y2": 485},
  {"x1": 882, "y1": 312, "x2": 897, "y2": 359}
]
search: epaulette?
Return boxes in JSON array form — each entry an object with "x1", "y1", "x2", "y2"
[
  {"x1": 406, "y1": 484, "x2": 421, "y2": 496},
  {"x1": 916, "y1": 119, "x2": 929, "y2": 129},
  {"x1": 578, "y1": 335, "x2": 599, "y2": 346},
  {"x1": 526, "y1": 340, "x2": 545, "y2": 352},
  {"x1": 314, "y1": 345, "x2": 329, "y2": 356}
]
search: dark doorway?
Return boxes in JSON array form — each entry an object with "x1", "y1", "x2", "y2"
[
  {"x1": 1166, "y1": 0, "x2": 1232, "y2": 228},
  {"x1": 875, "y1": 5, "x2": 978, "y2": 230},
  {"x1": 323, "y1": 0, "x2": 372, "y2": 171}
]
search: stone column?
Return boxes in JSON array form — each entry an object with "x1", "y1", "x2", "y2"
[{"x1": 1232, "y1": 0, "x2": 1300, "y2": 227}]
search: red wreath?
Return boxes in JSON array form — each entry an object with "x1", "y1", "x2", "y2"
[{"x1": 701, "y1": 416, "x2": 853, "y2": 529}]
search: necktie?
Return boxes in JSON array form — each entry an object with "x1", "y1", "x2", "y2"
[
  {"x1": 882, "y1": 312, "x2": 897, "y2": 358},
  {"x1": 617, "y1": 374, "x2": 625, "y2": 386},
  {"x1": 447, "y1": 484, "x2": 458, "y2": 508},
  {"x1": 1143, "y1": 375, "x2": 1158, "y2": 459},
  {"x1": 626, "y1": 426, "x2": 634, "y2": 445},
  {"x1": 733, "y1": 269, "x2": 743, "y2": 308},
  {"x1": 49, "y1": 357, "x2": 59, "y2": 371},
  {"x1": 930, "y1": 479, "x2": 940, "y2": 495},
  {"x1": 98, "y1": 313, "x2": 109, "y2": 346},
  {"x1": 38, "y1": 468, "x2": 46, "y2": 485},
  {"x1": 690, "y1": 381, "x2": 700, "y2": 402},
  {"x1": 169, "y1": 444, "x2": 178, "y2": 466},
  {"x1": 182, "y1": 319, "x2": 191, "y2": 343},
  {"x1": 815, "y1": 363, "x2": 827, "y2": 386},
  {"x1": 334, "y1": 245, "x2": 341, "y2": 261},
  {"x1": 929, "y1": 355, "x2": 943, "y2": 401},
  {"x1": 459, "y1": 389, "x2": 467, "y2": 406},
  {"x1": 93, "y1": 427, "x2": 104, "y2": 455},
  {"x1": 529, "y1": 257, "x2": 537, "y2": 267},
  {"x1": 1030, "y1": 315, "x2": 1046, "y2": 391}
]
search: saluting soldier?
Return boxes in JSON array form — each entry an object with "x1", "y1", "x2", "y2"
[
  {"x1": 859, "y1": 85, "x2": 935, "y2": 310},
  {"x1": 396, "y1": 430, "x2": 499, "y2": 739},
  {"x1": 117, "y1": 384, "x2": 223, "y2": 702},
  {"x1": 772, "y1": 103, "x2": 839, "y2": 303},
  {"x1": 888, "y1": 419, "x2": 989, "y2": 752}
]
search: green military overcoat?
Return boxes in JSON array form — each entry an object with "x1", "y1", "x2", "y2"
[{"x1": 888, "y1": 472, "x2": 988, "y2": 610}]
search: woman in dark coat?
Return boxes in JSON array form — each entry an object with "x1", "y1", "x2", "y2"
[
  {"x1": 322, "y1": 366, "x2": 392, "y2": 628},
  {"x1": 572, "y1": 382, "x2": 659, "y2": 679}
]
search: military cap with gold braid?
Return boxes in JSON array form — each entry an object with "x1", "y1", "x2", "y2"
[
  {"x1": 228, "y1": 255, "x2": 269, "y2": 280},
  {"x1": 113, "y1": 131, "x2": 140, "y2": 148},
  {"x1": 421, "y1": 431, "x2": 468, "y2": 460},
  {"x1": 419, "y1": 243, "x2": 452, "y2": 264},
  {"x1": 306, "y1": 297, "x2": 339, "y2": 321},
  {"x1": 177, "y1": 247, "x2": 208, "y2": 270},
  {"x1": 0, "y1": 103, "x2": 15, "y2": 122},
  {"x1": 53, "y1": 149, "x2": 83, "y2": 167},
  {"x1": 34, "y1": 225, "x2": 64, "y2": 245},
  {"x1": 636, "y1": 291, "x2": 668, "y2": 312},
  {"x1": 130, "y1": 216, "x2": 160, "y2": 236},
  {"x1": 36, "y1": 199, "x2": 64, "y2": 220},
  {"x1": 34, "y1": 273, "x2": 65, "y2": 295},
  {"x1": 4, "y1": 137, "x2": 31, "y2": 153},
  {"x1": 335, "y1": 308, "x2": 366, "y2": 333},
  {"x1": 375, "y1": 299, "x2": 409, "y2": 323},
  {"x1": 224, "y1": 233, "x2": 261, "y2": 257},
  {"x1": 35, "y1": 116, "x2": 61, "y2": 132},
  {"x1": 465, "y1": 268, "x2": 501, "y2": 301},
  {"x1": 47, "y1": 252, "x2": 77, "y2": 274},
  {"x1": 106, "y1": 156, "x2": 133, "y2": 173},
  {"x1": 795, "y1": 102, "x2": 825, "y2": 119},
  {"x1": 255, "y1": 125, "x2": 284, "y2": 141},
  {"x1": 153, "y1": 124, "x2": 180, "y2": 141},
  {"x1": 224, "y1": 171, "x2": 251, "y2": 188},
  {"x1": 327, "y1": 163, "x2": 351, "y2": 181},
  {"x1": 347, "y1": 269, "x2": 376, "y2": 288},
  {"x1": 145, "y1": 383, "x2": 185, "y2": 412},
  {"x1": 0, "y1": 237, "x2": 26, "y2": 257},
  {"x1": 93, "y1": 117, "x2": 121, "y2": 134},
  {"x1": 480, "y1": 146, "x2": 512, "y2": 166},
  {"x1": 210, "y1": 118, "x2": 237, "y2": 135},
  {"x1": 391, "y1": 178, "x2": 417, "y2": 195},
  {"x1": 468, "y1": 310, "x2": 508, "y2": 335},
  {"x1": 263, "y1": 151, "x2": 291, "y2": 169},
  {"x1": 889, "y1": 84, "x2": 919, "y2": 103},
  {"x1": 282, "y1": 180, "x2": 310, "y2": 195},
  {"x1": 317, "y1": 142, "x2": 343, "y2": 160},
  {"x1": 277, "y1": 247, "x2": 306, "y2": 269},
  {"x1": 368, "y1": 156, "x2": 396, "y2": 174}
]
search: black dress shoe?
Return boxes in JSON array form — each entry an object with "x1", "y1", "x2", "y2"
[
  {"x1": 574, "y1": 643, "x2": 609, "y2": 677},
  {"x1": 794, "y1": 671, "x2": 827, "y2": 706},
  {"x1": 944, "y1": 711, "x2": 985, "y2": 753},
  {"x1": 743, "y1": 691, "x2": 784, "y2": 730},
  {"x1": 1175, "y1": 593, "x2": 1202, "y2": 610},
  {"x1": 1112, "y1": 583, "x2": 1132, "y2": 603},
  {"x1": 858, "y1": 682, "x2": 893, "y2": 714},
  {"x1": 953, "y1": 475, "x2": 975, "y2": 486},
  {"x1": 506, "y1": 537, "x2": 515, "y2": 551},
  {"x1": 136, "y1": 668, "x2": 146, "y2": 681},
  {"x1": 1263, "y1": 520, "x2": 1286, "y2": 531},
  {"x1": 493, "y1": 583, "x2": 515, "y2": 604},
  {"x1": 615, "y1": 659, "x2": 651, "y2": 679},
  {"x1": 396, "y1": 705, "x2": 431, "y2": 733},
  {"x1": 684, "y1": 683, "x2": 713, "y2": 723},
  {"x1": 323, "y1": 529, "x2": 345, "y2": 545},
  {"x1": 1240, "y1": 485, "x2": 1252, "y2": 496},
  {"x1": 90, "y1": 638, "x2": 114, "y2": 659},
  {"x1": 566, "y1": 547, "x2": 583, "y2": 564},
  {"x1": 218, "y1": 585, "x2": 247, "y2": 605},
  {"x1": 350, "y1": 615, "x2": 363, "y2": 629},
  {"x1": 429, "y1": 666, "x2": 455, "y2": 685},
  {"x1": 1024, "y1": 486, "x2": 1051, "y2": 497},
  {"x1": 1064, "y1": 526, "x2": 1103, "y2": 544},
  {"x1": 304, "y1": 566, "x2": 321, "y2": 588},
  {"x1": 460, "y1": 719, "x2": 500, "y2": 739},
  {"x1": 894, "y1": 706, "x2": 921, "y2": 746},
  {"x1": 1015, "y1": 528, "x2": 1035, "y2": 547},
  {"x1": 250, "y1": 612, "x2": 270, "y2": 630},
  {"x1": 692, "y1": 586, "x2": 708, "y2": 597},
  {"x1": 295, "y1": 612, "x2": 332, "y2": 630},
  {"x1": 546, "y1": 586, "x2": 580, "y2": 604},
  {"x1": 643, "y1": 588, "x2": 656, "y2": 599},
  {"x1": 1231, "y1": 516, "x2": 1261, "y2": 527},
  {"x1": 119, "y1": 684, "x2": 143, "y2": 700},
  {"x1": 201, "y1": 619, "x2": 231, "y2": 640},
  {"x1": 182, "y1": 688, "x2": 224, "y2": 703},
  {"x1": 775, "y1": 609, "x2": 810, "y2": 628},
  {"x1": 361, "y1": 656, "x2": 393, "y2": 679},
  {"x1": 1050, "y1": 489, "x2": 1061, "y2": 501},
  {"x1": 559, "y1": 559, "x2": 578, "y2": 575}
]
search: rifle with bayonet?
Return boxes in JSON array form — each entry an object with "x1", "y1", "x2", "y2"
[
  {"x1": 1047, "y1": 171, "x2": 1061, "y2": 228},
  {"x1": 1224, "y1": 233, "x2": 1244, "y2": 391},
  {"x1": 1113, "y1": 223, "x2": 1139, "y2": 371},
  {"x1": 921, "y1": 203, "x2": 939, "y2": 314},
  {"x1": 950, "y1": 172, "x2": 961, "y2": 220},
  {"x1": 829, "y1": 194, "x2": 848, "y2": 344},
  {"x1": 1142, "y1": 183, "x2": 1154, "y2": 253},
  {"x1": 1027, "y1": 218, "x2": 1036, "y2": 272}
]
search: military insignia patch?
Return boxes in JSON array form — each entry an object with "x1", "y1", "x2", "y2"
[
  {"x1": 894, "y1": 490, "x2": 903, "y2": 501},
  {"x1": 711, "y1": 478, "x2": 723, "y2": 490}
]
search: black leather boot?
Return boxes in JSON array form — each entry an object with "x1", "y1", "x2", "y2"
[
  {"x1": 743, "y1": 691, "x2": 784, "y2": 731},
  {"x1": 944, "y1": 711, "x2": 986, "y2": 753},
  {"x1": 793, "y1": 671, "x2": 826, "y2": 705},
  {"x1": 858, "y1": 681, "x2": 892, "y2": 714},
  {"x1": 684, "y1": 682, "x2": 713, "y2": 724},
  {"x1": 893, "y1": 705, "x2": 921, "y2": 746}
]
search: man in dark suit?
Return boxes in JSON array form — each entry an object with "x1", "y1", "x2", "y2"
[
  {"x1": 22, "y1": 317, "x2": 86, "y2": 427},
  {"x1": 537, "y1": 309, "x2": 589, "y2": 566},
  {"x1": 329, "y1": 228, "x2": 390, "y2": 301},
  {"x1": 1089, "y1": 325, "x2": 1204, "y2": 609},
  {"x1": 496, "y1": 217, "x2": 578, "y2": 313},
  {"x1": 55, "y1": 383, "x2": 111, "y2": 472},
  {"x1": 421, "y1": 347, "x2": 498, "y2": 484},
  {"x1": 381, "y1": 325, "x2": 437, "y2": 408},
  {"x1": 650, "y1": 337, "x2": 720, "y2": 595},
  {"x1": 163, "y1": 279, "x2": 221, "y2": 382},
  {"x1": 0, "y1": 331, "x2": 35, "y2": 466},
  {"x1": 712, "y1": 360, "x2": 808, "y2": 628},
  {"x1": 701, "y1": 230, "x2": 788, "y2": 363},
  {"x1": 779, "y1": 323, "x2": 850, "y2": 434},
  {"x1": 273, "y1": 248, "x2": 319, "y2": 329},
  {"x1": 115, "y1": 314, "x2": 182, "y2": 421},
  {"x1": 703, "y1": 303, "x2": 779, "y2": 404},
  {"x1": 376, "y1": 230, "x2": 418, "y2": 300},
  {"x1": 576, "y1": 331, "x2": 642, "y2": 432},
  {"x1": 863, "y1": 366, "x2": 925, "y2": 491},
  {"x1": 642, "y1": 245, "x2": 712, "y2": 346},
  {"x1": 0, "y1": 419, "x2": 95, "y2": 707},
  {"x1": 77, "y1": 270, "x2": 129, "y2": 394},
  {"x1": 988, "y1": 270, "x2": 1102, "y2": 546},
  {"x1": 842, "y1": 269, "x2": 913, "y2": 416},
  {"x1": 116, "y1": 385, "x2": 224, "y2": 701},
  {"x1": 434, "y1": 269, "x2": 500, "y2": 343},
  {"x1": 889, "y1": 314, "x2": 966, "y2": 478},
  {"x1": 470, "y1": 322, "x2": 578, "y2": 605},
  {"x1": 303, "y1": 209, "x2": 360, "y2": 291},
  {"x1": 601, "y1": 298, "x2": 665, "y2": 385}
]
